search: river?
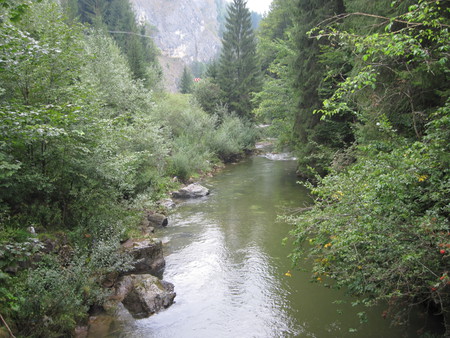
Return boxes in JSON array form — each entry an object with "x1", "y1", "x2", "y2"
[{"x1": 114, "y1": 154, "x2": 431, "y2": 337}]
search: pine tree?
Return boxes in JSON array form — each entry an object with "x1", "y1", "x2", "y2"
[
  {"x1": 179, "y1": 66, "x2": 193, "y2": 94},
  {"x1": 77, "y1": 0, "x2": 159, "y2": 84},
  {"x1": 217, "y1": 0, "x2": 260, "y2": 118}
]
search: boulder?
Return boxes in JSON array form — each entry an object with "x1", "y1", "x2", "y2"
[
  {"x1": 86, "y1": 315, "x2": 113, "y2": 338},
  {"x1": 147, "y1": 212, "x2": 168, "y2": 227},
  {"x1": 159, "y1": 198, "x2": 176, "y2": 209},
  {"x1": 74, "y1": 326, "x2": 88, "y2": 338},
  {"x1": 122, "y1": 239, "x2": 165, "y2": 275},
  {"x1": 115, "y1": 274, "x2": 176, "y2": 319},
  {"x1": 172, "y1": 183, "x2": 210, "y2": 198}
]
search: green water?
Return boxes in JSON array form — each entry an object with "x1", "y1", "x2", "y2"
[{"x1": 117, "y1": 155, "x2": 430, "y2": 337}]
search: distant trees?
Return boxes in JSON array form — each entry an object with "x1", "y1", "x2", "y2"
[
  {"x1": 179, "y1": 66, "x2": 193, "y2": 94},
  {"x1": 75, "y1": 0, "x2": 161, "y2": 86},
  {"x1": 291, "y1": 0, "x2": 351, "y2": 178},
  {"x1": 216, "y1": 0, "x2": 261, "y2": 118},
  {"x1": 254, "y1": 0, "x2": 297, "y2": 145}
]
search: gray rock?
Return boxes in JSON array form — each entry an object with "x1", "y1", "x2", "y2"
[
  {"x1": 147, "y1": 212, "x2": 168, "y2": 227},
  {"x1": 172, "y1": 183, "x2": 210, "y2": 198},
  {"x1": 159, "y1": 198, "x2": 176, "y2": 209},
  {"x1": 122, "y1": 239, "x2": 165, "y2": 275},
  {"x1": 116, "y1": 274, "x2": 176, "y2": 319},
  {"x1": 130, "y1": 0, "x2": 222, "y2": 63}
]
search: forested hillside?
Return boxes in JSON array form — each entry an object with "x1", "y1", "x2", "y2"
[{"x1": 255, "y1": 0, "x2": 449, "y2": 334}]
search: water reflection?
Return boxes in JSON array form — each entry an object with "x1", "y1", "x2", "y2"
[{"x1": 115, "y1": 156, "x2": 415, "y2": 338}]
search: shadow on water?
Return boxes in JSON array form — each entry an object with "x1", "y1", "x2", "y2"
[{"x1": 112, "y1": 155, "x2": 443, "y2": 337}]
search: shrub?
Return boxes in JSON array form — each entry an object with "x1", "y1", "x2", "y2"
[
  {"x1": 167, "y1": 134, "x2": 214, "y2": 181},
  {"x1": 211, "y1": 114, "x2": 258, "y2": 162},
  {"x1": 288, "y1": 102, "x2": 450, "y2": 330},
  {"x1": 11, "y1": 236, "x2": 132, "y2": 338}
]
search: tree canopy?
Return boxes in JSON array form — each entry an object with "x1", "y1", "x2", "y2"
[{"x1": 216, "y1": 0, "x2": 261, "y2": 118}]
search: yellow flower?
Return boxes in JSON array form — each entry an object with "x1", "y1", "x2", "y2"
[
  {"x1": 324, "y1": 243, "x2": 332, "y2": 248},
  {"x1": 418, "y1": 174, "x2": 428, "y2": 182},
  {"x1": 285, "y1": 271, "x2": 292, "y2": 277}
]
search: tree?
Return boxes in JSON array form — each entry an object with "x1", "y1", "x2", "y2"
[
  {"x1": 288, "y1": 0, "x2": 450, "y2": 333},
  {"x1": 179, "y1": 66, "x2": 193, "y2": 94},
  {"x1": 192, "y1": 79, "x2": 223, "y2": 115},
  {"x1": 254, "y1": 0, "x2": 297, "y2": 145},
  {"x1": 217, "y1": 0, "x2": 261, "y2": 118},
  {"x1": 76, "y1": 0, "x2": 161, "y2": 86},
  {"x1": 290, "y1": 0, "x2": 352, "y2": 178}
]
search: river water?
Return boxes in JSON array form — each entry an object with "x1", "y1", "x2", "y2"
[{"x1": 115, "y1": 155, "x2": 427, "y2": 337}]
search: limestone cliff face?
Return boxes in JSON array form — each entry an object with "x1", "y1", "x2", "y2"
[{"x1": 130, "y1": 0, "x2": 224, "y2": 63}]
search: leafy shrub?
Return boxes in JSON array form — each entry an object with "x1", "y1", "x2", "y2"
[
  {"x1": 11, "y1": 236, "x2": 132, "y2": 338},
  {"x1": 192, "y1": 79, "x2": 223, "y2": 115},
  {"x1": 210, "y1": 114, "x2": 258, "y2": 162},
  {"x1": 288, "y1": 102, "x2": 450, "y2": 329},
  {"x1": 152, "y1": 93, "x2": 217, "y2": 137},
  {"x1": 167, "y1": 134, "x2": 214, "y2": 181}
]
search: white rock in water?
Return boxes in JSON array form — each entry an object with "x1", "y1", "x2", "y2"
[{"x1": 172, "y1": 183, "x2": 210, "y2": 198}]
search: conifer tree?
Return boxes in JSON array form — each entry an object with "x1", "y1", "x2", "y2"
[
  {"x1": 179, "y1": 66, "x2": 193, "y2": 94},
  {"x1": 76, "y1": 0, "x2": 160, "y2": 85},
  {"x1": 217, "y1": 0, "x2": 260, "y2": 118}
]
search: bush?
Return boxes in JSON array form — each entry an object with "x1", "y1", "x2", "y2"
[
  {"x1": 11, "y1": 236, "x2": 132, "y2": 338},
  {"x1": 288, "y1": 102, "x2": 450, "y2": 329},
  {"x1": 211, "y1": 114, "x2": 258, "y2": 162},
  {"x1": 167, "y1": 134, "x2": 214, "y2": 181},
  {"x1": 192, "y1": 79, "x2": 223, "y2": 115}
]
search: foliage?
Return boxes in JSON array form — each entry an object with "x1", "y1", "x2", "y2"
[
  {"x1": 192, "y1": 78, "x2": 223, "y2": 115},
  {"x1": 76, "y1": 0, "x2": 161, "y2": 86},
  {"x1": 210, "y1": 113, "x2": 258, "y2": 162},
  {"x1": 179, "y1": 66, "x2": 193, "y2": 94},
  {"x1": 12, "y1": 236, "x2": 132, "y2": 337},
  {"x1": 289, "y1": 101, "x2": 450, "y2": 329},
  {"x1": 216, "y1": 0, "x2": 261, "y2": 118},
  {"x1": 0, "y1": 0, "x2": 85, "y2": 105},
  {"x1": 287, "y1": 0, "x2": 450, "y2": 333},
  {"x1": 314, "y1": 1, "x2": 450, "y2": 133},
  {"x1": 289, "y1": 0, "x2": 352, "y2": 178},
  {"x1": 253, "y1": 36, "x2": 297, "y2": 147},
  {"x1": 154, "y1": 94, "x2": 257, "y2": 180}
]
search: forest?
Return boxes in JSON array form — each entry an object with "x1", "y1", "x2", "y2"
[{"x1": 0, "y1": 0, "x2": 449, "y2": 336}]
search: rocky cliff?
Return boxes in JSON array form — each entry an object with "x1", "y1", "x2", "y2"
[
  {"x1": 131, "y1": 0, "x2": 224, "y2": 63},
  {"x1": 130, "y1": 0, "x2": 227, "y2": 91}
]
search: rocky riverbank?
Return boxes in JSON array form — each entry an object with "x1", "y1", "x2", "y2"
[{"x1": 75, "y1": 182, "x2": 211, "y2": 337}]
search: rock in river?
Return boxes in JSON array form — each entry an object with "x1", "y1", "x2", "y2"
[
  {"x1": 147, "y1": 212, "x2": 168, "y2": 227},
  {"x1": 172, "y1": 183, "x2": 210, "y2": 198},
  {"x1": 122, "y1": 239, "x2": 165, "y2": 275},
  {"x1": 115, "y1": 274, "x2": 176, "y2": 319}
]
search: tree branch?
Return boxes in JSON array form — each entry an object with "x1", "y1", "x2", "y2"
[{"x1": 0, "y1": 313, "x2": 16, "y2": 338}]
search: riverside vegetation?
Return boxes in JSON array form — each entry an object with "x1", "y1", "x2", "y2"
[
  {"x1": 1, "y1": 0, "x2": 450, "y2": 336},
  {"x1": 0, "y1": 0, "x2": 256, "y2": 336},
  {"x1": 256, "y1": 0, "x2": 449, "y2": 335}
]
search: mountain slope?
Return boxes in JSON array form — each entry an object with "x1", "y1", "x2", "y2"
[{"x1": 131, "y1": 0, "x2": 225, "y2": 63}]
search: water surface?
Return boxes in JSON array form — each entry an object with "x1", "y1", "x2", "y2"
[{"x1": 116, "y1": 156, "x2": 423, "y2": 337}]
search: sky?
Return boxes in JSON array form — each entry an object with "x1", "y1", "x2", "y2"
[{"x1": 246, "y1": 0, "x2": 272, "y2": 14}]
